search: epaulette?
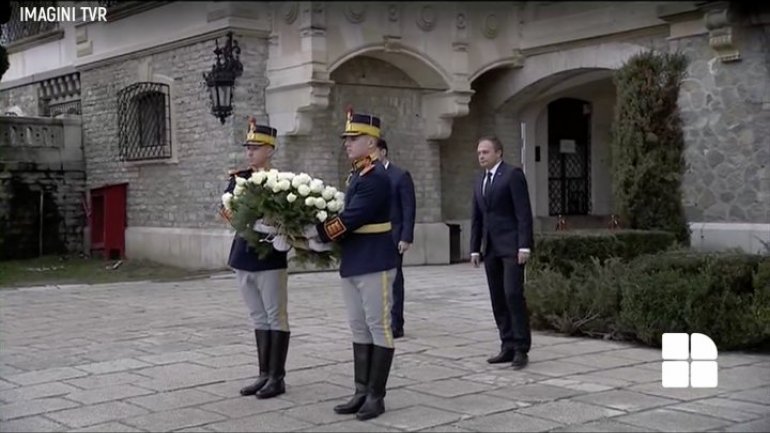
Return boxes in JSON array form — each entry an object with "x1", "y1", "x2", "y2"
[{"x1": 360, "y1": 165, "x2": 375, "y2": 176}]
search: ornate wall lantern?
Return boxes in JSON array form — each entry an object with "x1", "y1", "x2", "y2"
[{"x1": 203, "y1": 31, "x2": 243, "y2": 124}]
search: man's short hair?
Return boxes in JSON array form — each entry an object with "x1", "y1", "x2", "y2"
[
  {"x1": 478, "y1": 136, "x2": 503, "y2": 154},
  {"x1": 376, "y1": 138, "x2": 388, "y2": 153}
]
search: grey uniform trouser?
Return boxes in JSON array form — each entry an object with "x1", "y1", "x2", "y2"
[
  {"x1": 341, "y1": 269, "x2": 397, "y2": 348},
  {"x1": 235, "y1": 269, "x2": 289, "y2": 332}
]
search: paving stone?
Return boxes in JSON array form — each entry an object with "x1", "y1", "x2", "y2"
[
  {"x1": 0, "y1": 398, "x2": 80, "y2": 420},
  {"x1": 368, "y1": 405, "x2": 463, "y2": 431},
  {"x1": 206, "y1": 412, "x2": 313, "y2": 432},
  {"x1": 552, "y1": 420, "x2": 650, "y2": 432},
  {"x1": 5, "y1": 367, "x2": 88, "y2": 386},
  {"x1": 488, "y1": 383, "x2": 583, "y2": 402},
  {"x1": 71, "y1": 422, "x2": 145, "y2": 432},
  {"x1": 539, "y1": 378, "x2": 614, "y2": 393},
  {"x1": 724, "y1": 387, "x2": 770, "y2": 405},
  {"x1": 418, "y1": 425, "x2": 475, "y2": 433},
  {"x1": 408, "y1": 378, "x2": 497, "y2": 398},
  {"x1": 137, "y1": 351, "x2": 211, "y2": 365},
  {"x1": 724, "y1": 416, "x2": 770, "y2": 432},
  {"x1": 596, "y1": 366, "x2": 662, "y2": 384},
  {"x1": 568, "y1": 353, "x2": 643, "y2": 370},
  {"x1": 128, "y1": 388, "x2": 223, "y2": 411},
  {"x1": 615, "y1": 408, "x2": 733, "y2": 432},
  {"x1": 122, "y1": 407, "x2": 226, "y2": 431},
  {"x1": 65, "y1": 384, "x2": 155, "y2": 405},
  {"x1": 573, "y1": 389, "x2": 678, "y2": 412},
  {"x1": 422, "y1": 393, "x2": 526, "y2": 416},
  {"x1": 626, "y1": 382, "x2": 724, "y2": 401},
  {"x1": 0, "y1": 415, "x2": 68, "y2": 432},
  {"x1": 46, "y1": 401, "x2": 150, "y2": 428},
  {"x1": 74, "y1": 359, "x2": 153, "y2": 375},
  {"x1": 455, "y1": 410, "x2": 563, "y2": 432},
  {"x1": 191, "y1": 354, "x2": 256, "y2": 368},
  {"x1": 517, "y1": 400, "x2": 625, "y2": 424},
  {"x1": 296, "y1": 420, "x2": 402, "y2": 432},
  {"x1": 523, "y1": 360, "x2": 599, "y2": 377},
  {"x1": 396, "y1": 365, "x2": 469, "y2": 382},
  {"x1": 669, "y1": 398, "x2": 770, "y2": 422},
  {"x1": 0, "y1": 382, "x2": 80, "y2": 402},
  {"x1": 279, "y1": 382, "x2": 355, "y2": 405},
  {"x1": 64, "y1": 372, "x2": 149, "y2": 390},
  {"x1": 200, "y1": 396, "x2": 293, "y2": 418}
]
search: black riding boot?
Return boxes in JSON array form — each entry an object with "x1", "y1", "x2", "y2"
[
  {"x1": 333, "y1": 343, "x2": 373, "y2": 414},
  {"x1": 239, "y1": 329, "x2": 270, "y2": 396},
  {"x1": 256, "y1": 330, "x2": 290, "y2": 399}
]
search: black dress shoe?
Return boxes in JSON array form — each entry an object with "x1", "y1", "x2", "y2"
[
  {"x1": 392, "y1": 328, "x2": 404, "y2": 339},
  {"x1": 512, "y1": 352, "x2": 529, "y2": 370},
  {"x1": 487, "y1": 350, "x2": 514, "y2": 364}
]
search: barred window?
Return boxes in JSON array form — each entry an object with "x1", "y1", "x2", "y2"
[
  {"x1": 1, "y1": 1, "x2": 59, "y2": 45},
  {"x1": 117, "y1": 82, "x2": 172, "y2": 161}
]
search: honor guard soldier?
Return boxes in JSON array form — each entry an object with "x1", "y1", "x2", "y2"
[
  {"x1": 303, "y1": 110, "x2": 399, "y2": 421},
  {"x1": 221, "y1": 118, "x2": 291, "y2": 399}
]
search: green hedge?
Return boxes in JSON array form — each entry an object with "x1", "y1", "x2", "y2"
[
  {"x1": 531, "y1": 229, "x2": 678, "y2": 276},
  {"x1": 527, "y1": 246, "x2": 770, "y2": 350}
]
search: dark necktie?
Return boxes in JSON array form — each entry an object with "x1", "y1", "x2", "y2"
[{"x1": 483, "y1": 171, "x2": 493, "y2": 201}]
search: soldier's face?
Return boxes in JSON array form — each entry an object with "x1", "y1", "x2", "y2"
[
  {"x1": 245, "y1": 144, "x2": 272, "y2": 167},
  {"x1": 477, "y1": 140, "x2": 502, "y2": 169},
  {"x1": 343, "y1": 135, "x2": 372, "y2": 160}
]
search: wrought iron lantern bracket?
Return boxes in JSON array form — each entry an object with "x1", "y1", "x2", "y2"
[{"x1": 203, "y1": 31, "x2": 243, "y2": 124}]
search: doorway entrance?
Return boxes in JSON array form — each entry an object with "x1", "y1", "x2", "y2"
[{"x1": 547, "y1": 97, "x2": 592, "y2": 216}]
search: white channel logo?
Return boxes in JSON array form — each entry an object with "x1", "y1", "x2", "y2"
[{"x1": 661, "y1": 333, "x2": 718, "y2": 388}]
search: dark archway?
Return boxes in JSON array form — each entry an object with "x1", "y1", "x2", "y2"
[{"x1": 547, "y1": 97, "x2": 592, "y2": 216}]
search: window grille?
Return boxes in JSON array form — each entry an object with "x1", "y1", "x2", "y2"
[
  {"x1": 1, "y1": 1, "x2": 59, "y2": 45},
  {"x1": 117, "y1": 82, "x2": 172, "y2": 161}
]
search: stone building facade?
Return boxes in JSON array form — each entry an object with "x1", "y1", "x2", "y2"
[{"x1": 1, "y1": 1, "x2": 768, "y2": 269}]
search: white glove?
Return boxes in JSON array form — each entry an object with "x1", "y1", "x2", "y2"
[
  {"x1": 253, "y1": 219, "x2": 278, "y2": 235},
  {"x1": 307, "y1": 238, "x2": 333, "y2": 252},
  {"x1": 272, "y1": 234, "x2": 291, "y2": 252},
  {"x1": 302, "y1": 224, "x2": 319, "y2": 239}
]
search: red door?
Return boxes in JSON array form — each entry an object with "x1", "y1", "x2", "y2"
[{"x1": 90, "y1": 183, "x2": 127, "y2": 259}]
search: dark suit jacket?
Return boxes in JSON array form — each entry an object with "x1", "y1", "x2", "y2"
[
  {"x1": 384, "y1": 162, "x2": 416, "y2": 246},
  {"x1": 470, "y1": 161, "x2": 534, "y2": 258},
  {"x1": 317, "y1": 161, "x2": 399, "y2": 278}
]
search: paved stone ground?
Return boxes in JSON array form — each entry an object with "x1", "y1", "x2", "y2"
[{"x1": 1, "y1": 264, "x2": 769, "y2": 432}]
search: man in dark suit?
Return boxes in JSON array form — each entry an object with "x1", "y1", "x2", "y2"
[
  {"x1": 470, "y1": 136, "x2": 534, "y2": 370},
  {"x1": 377, "y1": 138, "x2": 416, "y2": 339}
]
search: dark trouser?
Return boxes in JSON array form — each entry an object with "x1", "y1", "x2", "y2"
[
  {"x1": 484, "y1": 254, "x2": 532, "y2": 354},
  {"x1": 390, "y1": 253, "x2": 404, "y2": 331}
]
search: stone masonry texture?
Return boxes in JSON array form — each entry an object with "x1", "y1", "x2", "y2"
[
  {"x1": 79, "y1": 34, "x2": 270, "y2": 230},
  {"x1": 675, "y1": 23, "x2": 770, "y2": 224},
  {"x1": 0, "y1": 83, "x2": 40, "y2": 116}
]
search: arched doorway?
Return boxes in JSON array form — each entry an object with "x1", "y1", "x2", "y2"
[{"x1": 547, "y1": 97, "x2": 592, "y2": 216}]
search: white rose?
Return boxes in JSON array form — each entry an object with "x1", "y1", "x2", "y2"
[
  {"x1": 286, "y1": 193, "x2": 297, "y2": 203},
  {"x1": 272, "y1": 184, "x2": 282, "y2": 193},
  {"x1": 279, "y1": 180, "x2": 291, "y2": 191},
  {"x1": 278, "y1": 172, "x2": 295, "y2": 181},
  {"x1": 322, "y1": 186, "x2": 337, "y2": 200},
  {"x1": 265, "y1": 178, "x2": 277, "y2": 190},
  {"x1": 297, "y1": 184, "x2": 311, "y2": 196},
  {"x1": 334, "y1": 191, "x2": 345, "y2": 202},
  {"x1": 305, "y1": 197, "x2": 316, "y2": 207},
  {"x1": 265, "y1": 172, "x2": 278, "y2": 184},
  {"x1": 310, "y1": 181, "x2": 324, "y2": 194},
  {"x1": 329, "y1": 200, "x2": 343, "y2": 212},
  {"x1": 298, "y1": 173, "x2": 312, "y2": 184},
  {"x1": 235, "y1": 176, "x2": 247, "y2": 186},
  {"x1": 233, "y1": 185, "x2": 244, "y2": 197},
  {"x1": 222, "y1": 192, "x2": 234, "y2": 209},
  {"x1": 314, "y1": 197, "x2": 326, "y2": 209},
  {"x1": 316, "y1": 210, "x2": 328, "y2": 222},
  {"x1": 291, "y1": 176, "x2": 304, "y2": 188},
  {"x1": 268, "y1": 169, "x2": 279, "y2": 175},
  {"x1": 250, "y1": 171, "x2": 266, "y2": 185}
]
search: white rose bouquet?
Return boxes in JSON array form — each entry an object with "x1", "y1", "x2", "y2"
[{"x1": 222, "y1": 169, "x2": 343, "y2": 268}]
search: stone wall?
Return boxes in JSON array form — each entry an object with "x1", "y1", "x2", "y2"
[
  {"x1": 276, "y1": 56, "x2": 443, "y2": 223},
  {"x1": 0, "y1": 83, "x2": 40, "y2": 116},
  {"x1": 0, "y1": 117, "x2": 85, "y2": 259},
  {"x1": 675, "y1": 23, "x2": 770, "y2": 224},
  {"x1": 79, "y1": 33, "x2": 269, "y2": 230}
]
